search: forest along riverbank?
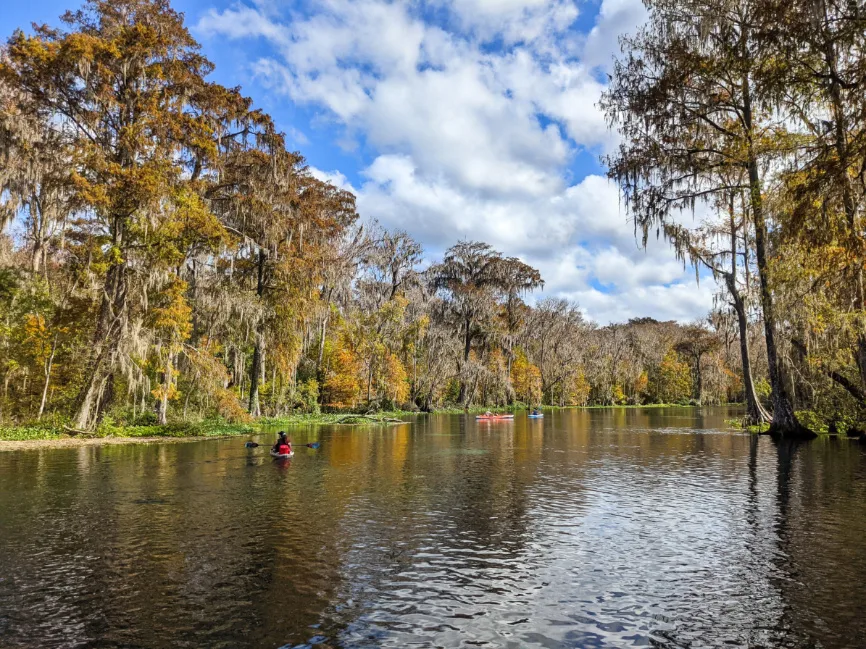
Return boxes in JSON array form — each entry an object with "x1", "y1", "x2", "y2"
[{"x1": 4, "y1": 0, "x2": 858, "y2": 445}]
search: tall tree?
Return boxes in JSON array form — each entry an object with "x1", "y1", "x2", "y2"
[
  {"x1": 602, "y1": 0, "x2": 813, "y2": 436},
  {"x1": 1, "y1": 0, "x2": 251, "y2": 428},
  {"x1": 664, "y1": 189, "x2": 770, "y2": 422},
  {"x1": 675, "y1": 323, "x2": 721, "y2": 404},
  {"x1": 429, "y1": 241, "x2": 542, "y2": 406},
  {"x1": 760, "y1": 0, "x2": 866, "y2": 399}
]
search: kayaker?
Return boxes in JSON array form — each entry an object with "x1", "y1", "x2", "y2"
[
  {"x1": 532, "y1": 408, "x2": 541, "y2": 416},
  {"x1": 272, "y1": 431, "x2": 292, "y2": 455},
  {"x1": 485, "y1": 410, "x2": 493, "y2": 417}
]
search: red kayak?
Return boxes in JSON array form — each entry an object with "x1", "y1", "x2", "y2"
[{"x1": 475, "y1": 414, "x2": 514, "y2": 420}]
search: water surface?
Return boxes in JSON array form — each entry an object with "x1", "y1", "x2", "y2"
[{"x1": 2, "y1": 407, "x2": 866, "y2": 648}]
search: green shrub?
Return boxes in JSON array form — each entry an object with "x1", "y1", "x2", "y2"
[{"x1": 0, "y1": 426, "x2": 62, "y2": 441}]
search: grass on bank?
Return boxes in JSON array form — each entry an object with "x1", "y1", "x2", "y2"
[
  {"x1": 0, "y1": 411, "x2": 417, "y2": 442},
  {"x1": 0, "y1": 418, "x2": 257, "y2": 442}
]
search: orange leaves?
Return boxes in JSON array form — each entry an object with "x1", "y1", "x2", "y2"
[
  {"x1": 323, "y1": 345, "x2": 363, "y2": 409},
  {"x1": 150, "y1": 382, "x2": 179, "y2": 402},
  {"x1": 380, "y1": 353, "x2": 409, "y2": 404},
  {"x1": 147, "y1": 277, "x2": 192, "y2": 344},
  {"x1": 511, "y1": 350, "x2": 542, "y2": 405},
  {"x1": 22, "y1": 313, "x2": 53, "y2": 365}
]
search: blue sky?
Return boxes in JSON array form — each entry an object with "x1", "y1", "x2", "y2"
[{"x1": 2, "y1": 0, "x2": 717, "y2": 323}]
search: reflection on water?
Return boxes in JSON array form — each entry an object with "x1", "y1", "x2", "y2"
[{"x1": 2, "y1": 407, "x2": 866, "y2": 648}]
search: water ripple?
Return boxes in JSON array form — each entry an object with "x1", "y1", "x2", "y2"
[{"x1": 2, "y1": 409, "x2": 866, "y2": 647}]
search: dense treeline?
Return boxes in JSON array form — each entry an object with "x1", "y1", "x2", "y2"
[
  {"x1": 0, "y1": 0, "x2": 743, "y2": 428},
  {"x1": 1, "y1": 0, "x2": 864, "y2": 439}
]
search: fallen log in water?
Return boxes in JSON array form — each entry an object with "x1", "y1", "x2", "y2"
[
  {"x1": 63, "y1": 425, "x2": 97, "y2": 438},
  {"x1": 333, "y1": 415, "x2": 406, "y2": 425}
]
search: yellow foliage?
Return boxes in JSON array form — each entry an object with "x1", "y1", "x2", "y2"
[
  {"x1": 511, "y1": 350, "x2": 542, "y2": 404},
  {"x1": 567, "y1": 370, "x2": 591, "y2": 406},
  {"x1": 149, "y1": 277, "x2": 192, "y2": 345},
  {"x1": 151, "y1": 383, "x2": 180, "y2": 402},
  {"x1": 380, "y1": 353, "x2": 409, "y2": 404},
  {"x1": 653, "y1": 349, "x2": 692, "y2": 403},
  {"x1": 324, "y1": 345, "x2": 362, "y2": 408},
  {"x1": 23, "y1": 314, "x2": 52, "y2": 365}
]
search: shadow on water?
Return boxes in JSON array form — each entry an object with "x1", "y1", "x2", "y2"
[
  {"x1": 765, "y1": 435, "x2": 866, "y2": 648},
  {"x1": 3, "y1": 407, "x2": 866, "y2": 648}
]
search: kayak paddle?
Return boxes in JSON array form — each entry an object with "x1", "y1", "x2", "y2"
[{"x1": 245, "y1": 441, "x2": 321, "y2": 449}]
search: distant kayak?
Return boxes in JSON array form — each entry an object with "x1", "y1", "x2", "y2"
[
  {"x1": 528, "y1": 414, "x2": 544, "y2": 419},
  {"x1": 476, "y1": 414, "x2": 514, "y2": 420},
  {"x1": 270, "y1": 450, "x2": 295, "y2": 459}
]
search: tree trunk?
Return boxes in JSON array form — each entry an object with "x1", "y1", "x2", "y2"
[
  {"x1": 29, "y1": 193, "x2": 47, "y2": 276},
  {"x1": 72, "y1": 221, "x2": 128, "y2": 430},
  {"x1": 248, "y1": 250, "x2": 267, "y2": 417},
  {"x1": 725, "y1": 202, "x2": 769, "y2": 425},
  {"x1": 74, "y1": 366, "x2": 103, "y2": 430},
  {"x1": 857, "y1": 337, "x2": 866, "y2": 391},
  {"x1": 96, "y1": 373, "x2": 114, "y2": 421},
  {"x1": 742, "y1": 76, "x2": 812, "y2": 439},
  {"x1": 249, "y1": 341, "x2": 262, "y2": 416},
  {"x1": 316, "y1": 289, "x2": 332, "y2": 387},
  {"x1": 37, "y1": 334, "x2": 58, "y2": 420},
  {"x1": 729, "y1": 284, "x2": 769, "y2": 424},
  {"x1": 458, "y1": 316, "x2": 473, "y2": 405},
  {"x1": 749, "y1": 166, "x2": 805, "y2": 436},
  {"x1": 157, "y1": 351, "x2": 173, "y2": 425}
]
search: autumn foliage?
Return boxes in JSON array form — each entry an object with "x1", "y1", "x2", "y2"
[{"x1": 0, "y1": 0, "x2": 809, "y2": 430}]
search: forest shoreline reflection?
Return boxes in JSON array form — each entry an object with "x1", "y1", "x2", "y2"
[{"x1": 1, "y1": 408, "x2": 865, "y2": 648}]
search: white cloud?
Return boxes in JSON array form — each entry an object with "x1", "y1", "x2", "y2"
[
  {"x1": 568, "y1": 281, "x2": 716, "y2": 324},
  {"x1": 197, "y1": 4, "x2": 290, "y2": 45},
  {"x1": 195, "y1": 0, "x2": 716, "y2": 324},
  {"x1": 308, "y1": 166, "x2": 355, "y2": 193},
  {"x1": 582, "y1": 0, "x2": 648, "y2": 71},
  {"x1": 438, "y1": 0, "x2": 581, "y2": 46}
]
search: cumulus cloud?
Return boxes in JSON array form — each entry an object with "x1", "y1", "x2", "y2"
[
  {"x1": 195, "y1": 0, "x2": 715, "y2": 324},
  {"x1": 581, "y1": 0, "x2": 648, "y2": 71}
]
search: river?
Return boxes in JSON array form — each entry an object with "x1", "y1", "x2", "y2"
[{"x1": 2, "y1": 407, "x2": 866, "y2": 648}]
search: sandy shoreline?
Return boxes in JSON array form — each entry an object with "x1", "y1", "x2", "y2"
[{"x1": 0, "y1": 435, "x2": 225, "y2": 452}]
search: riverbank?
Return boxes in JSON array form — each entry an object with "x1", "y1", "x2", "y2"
[
  {"x1": 0, "y1": 412, "x2": 415, "y2": 449},
  {"x1": 0, "y1": 403, "x2": 740, "y2": 450},
  {"x1": 0, "y1": 435, "x2": 221, "y2": 452},
  {"x1": 0, "y1": 420, "x2": 256, "y2": 451}
]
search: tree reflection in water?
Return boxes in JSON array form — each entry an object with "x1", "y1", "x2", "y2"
[{"x1": 2, "y1": 408, "x2": 866, "y2": 648}]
